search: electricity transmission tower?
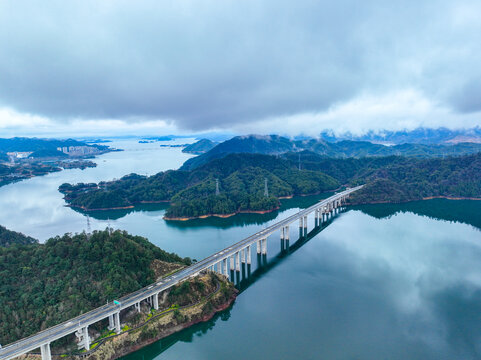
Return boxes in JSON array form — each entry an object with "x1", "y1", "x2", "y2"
[{"x1": 86, "y1": 215, "x2": 91, "y2": 240}]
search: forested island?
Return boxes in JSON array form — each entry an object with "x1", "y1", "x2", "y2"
[
  {"x1": 59, "y1": 153, "x2": 340, "y2": 219},
  {"x1": 59, "y1": 149, "x2": 481, "y2": 220},
  {"x1": 0, "y1": 228, "x2": 237, "y2": 358}
]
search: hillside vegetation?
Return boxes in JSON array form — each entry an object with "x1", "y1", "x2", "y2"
[
  {"x1": 60, "y1": 150, "x2": 481, "y2": 219},
  {"x1": 181, "y1": 134, "x2": 481, "y2": 170},
  {"x1": 59, "y1": 153, "x2": 340, "y2": 218},
  {"x1": 0, "y1": 225, "x2": 37, "y2": 247},
  {"x1": 283, "y1": 151, "x2": 481, "y2": 203},
  {"x1": 182, "y1": 138, "x2": 218, "y2": 154},
  {"x1": 0, "y1": 229, "x2": 190, "y2": 344}
]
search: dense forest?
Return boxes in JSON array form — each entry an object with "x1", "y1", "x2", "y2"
[
  {"x1": 0, "y1": 229, "x2": 190, "y2": 344},
  {"x1": 59, "y1": 153, "x2": 340, "y2": 218},
  {"x1": 181, "y1": 134, "x2": 481, "y2": 170},
  {"x1": 0, "y1": 225, "x2": 37, "y2": 247},
  {"x1": 60, "y1": 151, "x2": 481, "y2": 218},
  {"x1": 283, "y1": 151, "x2": 481, "y2": 203}
]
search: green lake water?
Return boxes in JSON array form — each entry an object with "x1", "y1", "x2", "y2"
[{"x1": 1, "y1": 139, "x2": 480, "y2": 359}]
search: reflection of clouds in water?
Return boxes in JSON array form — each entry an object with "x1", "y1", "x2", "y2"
[{"x1": 317, "y1": 211, "x2": 481, "y2": 356}]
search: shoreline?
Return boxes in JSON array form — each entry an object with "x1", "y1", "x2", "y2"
[
  {"x1": 66, "y1": 189, "x2": 341, "y2": 218},
  {"x1": 163, "y1": 207, "x2": 281, "y2": 221},
  {"x1": 67, "y1": 200, "x2": 170, "y2": 212},
  {"x1": 116, "y1": 292, "x2": 237, "y2": 359},
  {"x1": 351, "y1": 195, "x2": 481, "y2": 206}
]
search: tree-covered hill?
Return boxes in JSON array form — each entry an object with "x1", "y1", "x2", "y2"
[
  {"x1": 59, "y1": 153, "x2": 340, "y2": 218},
  {"x1": 283, "y1": 151, "x2": 481, "y2": 204},
  {"x1": 0, "y1": 229, "x2": 190, "y2": 345},
  {"x1": 0, "y1": 225, "x2": 37, "y2": 247},
  {"x1": 181, "y1": 134, "x2": 481, "y2": 170},
  {"x1": 182, "y1": 138, "x2": 218, "y2": 154},
  {"x1": 60, "y1": 151, "x2": 481, "y2": 219},
  {"x1": 348, "y1": 153, "x2": 481, "y2": 204}
]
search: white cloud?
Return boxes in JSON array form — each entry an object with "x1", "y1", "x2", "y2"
[
  {"x1": 233, "y1": 89, "x2": 481, "y2": 136},
  {"x1": 0, "y1": 108, "x2": 179, "y2": 137}
]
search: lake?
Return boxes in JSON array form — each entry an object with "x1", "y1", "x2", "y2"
[{"x1": 1, "y1": 139, "x2": 481, "y2": 359}]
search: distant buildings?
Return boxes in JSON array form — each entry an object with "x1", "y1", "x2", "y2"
[
  {"x1": 57, "y1": 146, "x2": 99, "y2": 156},
  {"x1": 7, "y1": 151, "x2": 33, "y2": 159}
]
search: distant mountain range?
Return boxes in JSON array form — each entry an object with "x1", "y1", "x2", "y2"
[
  {"x1": 0, "y1": 137, "x2": 103, "y2": 153},
  {"x1": 181, "y1": 134, "x2": 481, "y2": 170},
  {"x1": 319, "y1": 127, "x2": 481, "y2": 145}
]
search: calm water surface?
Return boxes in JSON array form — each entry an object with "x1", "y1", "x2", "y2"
[{"x1": 1, "y1": 140, "x2": 481, "y2": 359}]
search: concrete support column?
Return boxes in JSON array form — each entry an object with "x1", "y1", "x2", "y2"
[
  {"x1": 153, "y1": 293, "x2": 159, "y2": 310},
  {"x1": 108, "y1": 314, "x2": 114, "y2": 330},
  {"x1": 281, "y1": 227, "x2": 285, "y2": 241},
  {"x1": 40, "y1": 343, "x2": 52, "y2": 360},
  {"x1": 241, "y1": 248, "x2": 246, "y2": 263},
  {"x1": 285, "y1": 226, "x2": 289, "y2": 240},
  {"x1": 303, "y1": 216, "x2": 307, "y2": 230},
  {"x1": 261, "y1": 238, "x2": 267, "y2": 255},
  {"x1": 230, "y1": 256, "x2": 235, "y2": 270},
  {"x1": 115, "y1": 311, "x2": 121, "y2": 333},
  {"x1": 299, "y1": 217, "x2": 303, "y2": 230},
  {"x1": 257, "y1": 240, "x2": 261, "y2": 254},
  {"x1": 135, "y1": 302, "x2": 141, "y2": 313},
  {"x1": 235, "y1": 251, "x2": 240, "y2": 271},
  {"x1": 223, "y1": 258, "x2": 228, "y2": 275},
  {"x1": 247, "y1": 245, "x2": 252, "y2": 264},
  {"x1": 83, "y1": 326, "x2": 90, "y2": 350}
]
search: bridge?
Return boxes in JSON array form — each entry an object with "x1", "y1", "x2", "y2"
[{"x1": 0, "y1": 185, "x2": 363, "y2": 360}]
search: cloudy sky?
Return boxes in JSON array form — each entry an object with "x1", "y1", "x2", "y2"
[{"x1": 0, "y1": 0, "x2": 480, "y2": 137}]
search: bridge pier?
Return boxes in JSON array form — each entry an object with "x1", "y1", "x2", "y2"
[
  {"x1": 261, "y1": 238, "x2": 267, "y2": 255},
  {"x1": 230, "y1": 255, "x2": 235, "y2": 271},
  {"x1": 135, "y1": 302, "x2": 141, "y2": 313},
  {"x1": 247, "y1": 245, "x2": 252, "y2": 264},
  {"x1": 40, "y1": 343, "x2": 51, "y2": 360},
  {"x1": 235, "y1": 251, "x2": 240, "y2": 271},
  {"x1": 303, "y1": 215, "x2": 307, "y2": 236},
  {"x1": 223, "y1": 258, "x2": 228, "y2": 276},
  {"x1": 75, "y1": 326, "x2": 90, "y2": 351},
  {"x1": 257, "y1": 240, "x2": 261, "y2": 254},
  {"x1": 241, "y1": 248, "x2": 246, "y2": 264},
  {"x1": 108, "y1": 314, "x2": 115, "y2": 330},
  {"x1": 153, "y1": 293, "x2": 159, "y2": 310},
  {"x1": 115, "y1": 311, "x2": 121, "y2": 333}
]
